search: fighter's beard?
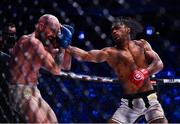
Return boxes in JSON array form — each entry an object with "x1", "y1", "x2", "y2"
[
  {"x1": 39, "y1": 32, "x2": 50, "y2": 46},
  {"x1": 115, "y1": 37, "x2": 127, "y2": 49},
  {"x1": 114, "y1": 34, "x2": 131, "y2": 49}
]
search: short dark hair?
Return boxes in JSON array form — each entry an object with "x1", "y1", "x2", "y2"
[{"x1": 111, "y1": 17, "x2": 143, "y2": 39}]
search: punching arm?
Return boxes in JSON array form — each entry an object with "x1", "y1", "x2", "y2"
[{"x1": 67, "y1": 46, "x2": 109, "y2": 63}]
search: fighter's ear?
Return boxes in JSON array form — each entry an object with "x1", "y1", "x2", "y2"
[
  {"x1": 127, "y1": 27, "x2": 131, "y2": 34},
  {"x1": 59, "y1": 23, "x2": 63, "y2": 32},
  {"x1": 38, "y1": 22, "x2": 45, "y2": 31}
]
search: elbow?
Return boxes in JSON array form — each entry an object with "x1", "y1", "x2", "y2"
[
  {"x1": 49, "y1": 65, "x2": 61, "y2": 75},
  {"x1": 157, "y1": 60, "x2": 164, "y2": 72},
  {"x1": 51, "y1": 68, "x2": 61, "y2": 75}
]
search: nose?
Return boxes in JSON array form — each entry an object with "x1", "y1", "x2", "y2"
[
  {"x1": 49, "y1": 32, "x2": 56, "y2": 37},
  {"x1": 48, "y1": 35, "x2": 56, "y2": 41},
  {"x1": 112, "y1": 30, "x2": 117, "y2": 35},
  {"x1": 52, "y1": 33, "x2": 56, "y2": 38}
]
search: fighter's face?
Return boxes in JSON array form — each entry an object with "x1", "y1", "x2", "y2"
[
  {"x1": 40, "y1": 24, "x2": 60, "y2": 46},
  {"x1": 3, "y1": 26, "x2": 17, "y2": 49},
  {"x1": 8, "y1": 26, "x2": 16, "y2": 33},
  {"x1": 45, "y1": 25, "x2": 59, "y2": 41},
  {"x1": 111, "y1": 24, "x2": 130, "y2": 42}
]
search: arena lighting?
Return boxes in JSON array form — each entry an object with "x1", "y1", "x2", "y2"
[
  {"x1": 162, "y1": 69, "x2": 176, "y2": 78},
  {"x1": 167, "y1": 70, "x2": 175, "y2": 77},
  {"x1": 164, "y1": 96, "x2": 171, "y2": 105},
  {"x1": 78, "y1": 31, "x2": 85, "y2": 40},
  {"x1": 92, "y1": 110, "x2": 99, "y2": 117},
  {"x1": 146, "y1": 26, "x2": 154, "y2": 36}
]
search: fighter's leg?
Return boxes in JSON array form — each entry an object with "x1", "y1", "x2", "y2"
[
  {"x1": 145, "y1": 99, "x2": 168, "y2": 124},
  {"x1": 150, "y1": 117, "x2": 168, "y2": 123},
  {"x1": 109, "y1": 118, "x2": 123, "y2": 124},
  {"x1": 109, "y1": 99, "x2": 140, "y2": 123},
  {"x1": 39, "y1": 97, "x2": 58, "y2": 123},
  {"x1": 22, "y1": 96, "x2": 57, "y2": 123},
  {"x1": 22, "y1": 97, "x2": 47, "y2": 122}
]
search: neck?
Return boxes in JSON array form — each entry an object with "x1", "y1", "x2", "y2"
[
  {"x1": 116, "y1": 36, "x2": 131, "y2": 49},
  {"x1": 34, "y1": 31, "x2": 39, "y2": 39}
]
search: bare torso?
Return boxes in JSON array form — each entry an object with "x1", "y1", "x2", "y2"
[
  {"x1": 10, "y1": 33, "x2": 42, "y2": 84},
  {"x1": 106, "y1": 40, "x2": 153, "y2": 94}
]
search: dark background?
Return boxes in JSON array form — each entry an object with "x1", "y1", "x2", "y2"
[{"x1": 0, "y1": 0, "x2": 179, "y2": 123}]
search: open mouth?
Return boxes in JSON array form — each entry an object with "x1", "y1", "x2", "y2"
[
  {"x1": 48, "y1": 36, "x2": 55, "y2": 41},
  {"x1": 113, "y1": 33, "x2": 119, "y2": 40}
]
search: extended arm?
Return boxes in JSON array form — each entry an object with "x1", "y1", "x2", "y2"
[{"x1": 67, "y1": 46, "x2": 109, "y2": 63}]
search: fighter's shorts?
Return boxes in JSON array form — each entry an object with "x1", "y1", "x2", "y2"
[
  {"x1": 9, "y1": 83, "x2": 58, "y2": 122},
  {"x1": 111, "y1": 90, "x2": 166, "y2": 123},
  {"x1": 9, "y1": 83, "x2": 42, "y2": 113}
]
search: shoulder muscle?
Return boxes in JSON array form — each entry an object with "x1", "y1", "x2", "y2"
[{"x1": 134, "y1": 39, "x2": 152, "y2": 51}]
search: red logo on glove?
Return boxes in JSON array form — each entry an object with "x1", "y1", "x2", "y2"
[
  {"x1": 129, "y1": 69, "x2": 149, "y2": 88},
  {"x1": 134, "y1": 73, "x2": 143, "y2": 80}
]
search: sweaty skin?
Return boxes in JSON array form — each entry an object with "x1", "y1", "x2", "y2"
[
  {"x1": 9, "y1": 14, "x2": 64, "y2": 123},
  {"x1": 67, "y1": 21, "x2": 167, "y2": 123},
  {"x1": 67, "y1": 25, "x2": 163, "y2": 94},
  {"x1": 10, "y1": 34, "x2": 60, "y2": 84},
  {"x1": 10, "y1": 15, "x2": 62, "y2": 85}
]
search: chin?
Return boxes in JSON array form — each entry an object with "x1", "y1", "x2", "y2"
[{"x1": 114, "y1": 37, "x2": 122, "y2": 42}]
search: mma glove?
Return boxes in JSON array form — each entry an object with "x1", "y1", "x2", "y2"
[
  {"x1": 129, "y1": 69, "x2": 149, "y2": 88},
  {"x1": 56, "y1": 24, "x2": 74, "y2": 49}
]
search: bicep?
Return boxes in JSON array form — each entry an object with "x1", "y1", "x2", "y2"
[
  {"x1": 36, "y1": 43, "x2": 60, "y2": 75},
  {"x1": 145, "y1": 50, "x2": 160, "y2": 62},
  {"x1": 143, "y1": 40, "x2": 161, "y2": 62}
]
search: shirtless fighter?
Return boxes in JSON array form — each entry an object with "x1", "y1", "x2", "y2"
[
  {"x1": 67, "y1": 18, "x2": 168, "y2": 123},
  {"x1": 9, "y1": 14, "x2": 73, "y2": 123}
]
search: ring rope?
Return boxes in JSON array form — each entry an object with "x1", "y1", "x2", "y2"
[
  {"x1": 1, "y1": 51, "x2": 179, "y2": 84},
  {"x1": 60, "y1": 71, "x2": 180, "y2": 84}
]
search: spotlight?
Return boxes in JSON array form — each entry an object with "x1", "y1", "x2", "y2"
[
  {"x1": 78, "y1": 31, "x2": 85, "y2": 40},
  {"x1": 146, "y1": 26, "x2": 155, "y2": 36},
  {"x1": 167, "y1": 70, "x2": 175, "y2": 77},
  {"x1": 92, "y1": 110, "x2": 99, "y2": 117},
  {"x1": 165, "y1": 96, "x2": 171, "y2": 105}
]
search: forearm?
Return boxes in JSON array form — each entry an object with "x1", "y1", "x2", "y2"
[
  {"x1": 144, "y1": 50, "x2": 164, "y2": 76},
  {"x1": 40, "y1": 49, "x2": 62, "y2": 75},
  {"x1": 54, "y1": 53, "x2": 64, "y2": 67},
  {"x1": 54, "y1": 48, "x2": 65, "y2": 67},
  {"x1": 67, "y1": 46, "x2": 108, "y2": 63},
  {"x1": 67, "y1": 46, "x2": 88, "y2": 61},
  {"x1": 147, "y1": 59, "x2": 163, "y2": 75},
  {"x1": 42, "y1": 56, "x2": 61, "y2": 75},
  {"x1": 61, "y1": 50, "x2": 72, "y2": 70},
  {"x1": 50, "y1": 65, "x2": 61, "y2": 75}
]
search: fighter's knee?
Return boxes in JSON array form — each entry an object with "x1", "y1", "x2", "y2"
[
  {"x1": 150, "y1": 117, "x2": 168, "y2": 124},
  {"x1": 108, "y1": 118, "x2": 119, "y2": 124}
]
